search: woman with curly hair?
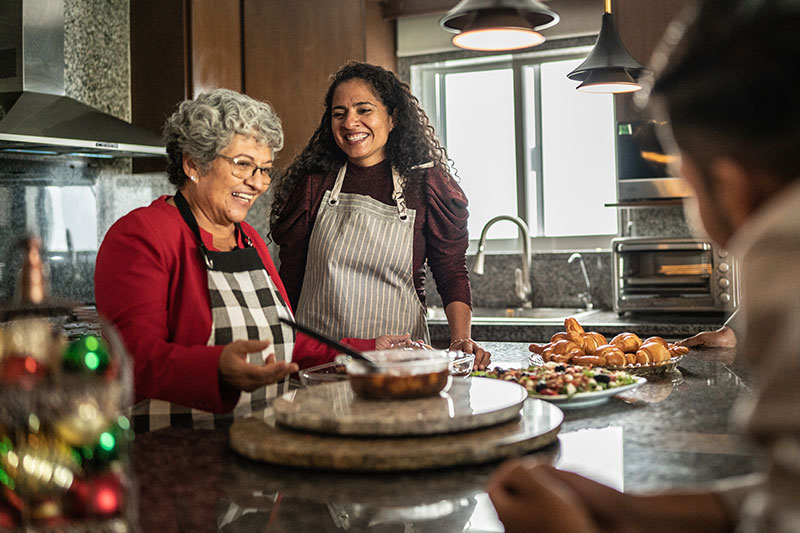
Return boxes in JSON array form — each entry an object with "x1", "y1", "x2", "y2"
[{"x1": 270, "y1": 62, "x2": 490, "y2": 368}]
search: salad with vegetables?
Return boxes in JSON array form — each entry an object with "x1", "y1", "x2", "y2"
[{"x1": 473, "y1": 362, "x2": 638, "y2": 397}]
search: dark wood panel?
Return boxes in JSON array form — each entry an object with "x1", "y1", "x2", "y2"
[
  {"x1": 191, "y1": 0, "x2": 242, "y2": 95},
  {"x1": 130, "y1": 0, "x2": 189, "y2": 137},
  {"x1": 130, "y1": 0, "x2": 190, "y2": 172},
  {"x1": 243, "y1": 0, "x2": 366, "y2": 167}
]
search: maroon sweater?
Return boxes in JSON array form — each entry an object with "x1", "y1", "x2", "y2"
[{"x1": 271, "y1": 159, "x2": 472, "y2": 311}]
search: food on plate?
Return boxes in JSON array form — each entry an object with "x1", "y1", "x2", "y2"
[
  {"x1": 473, "y1": 362, "x2": 637, "y2": 397},
  {"x1": 527, "y1": 318, "x2": 689, "y2": 367}
]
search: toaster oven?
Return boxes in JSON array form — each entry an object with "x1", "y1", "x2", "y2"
[{"x1": 612, "y1": 237, "x2": 739, "y2": 314}]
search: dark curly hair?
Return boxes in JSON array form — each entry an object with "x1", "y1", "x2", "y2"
[{"x1": 269, "y1": 61, "x2": 452, "y2": 227}]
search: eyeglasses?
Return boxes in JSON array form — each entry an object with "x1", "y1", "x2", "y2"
[{"x1": 217, "y1": 154, "x2": 273, "y2": 179}]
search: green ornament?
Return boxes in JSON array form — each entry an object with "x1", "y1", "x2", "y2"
[
  {"x1": 63, "y1": 335, "x2": 110, "y2": 375},
  {"x1": 75, "y1": 416, "x2": 133, "y2": 467}
]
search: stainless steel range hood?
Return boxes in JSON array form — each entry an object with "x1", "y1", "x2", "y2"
[{"x1": 0, "y1": 0, "x2": 165, "y2": 158}]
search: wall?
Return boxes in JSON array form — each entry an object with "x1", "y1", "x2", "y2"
[{"x1": 0, "y1": 0, "x2": 171, "y2": 304}]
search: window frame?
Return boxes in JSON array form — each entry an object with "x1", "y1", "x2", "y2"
[{"x1": 409, "y1": 41, "x2": 619, "y2": 253}]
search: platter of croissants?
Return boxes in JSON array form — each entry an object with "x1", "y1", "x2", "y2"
[{"x1": 528, "y1": 317, "x2": 689, "y2": 376}]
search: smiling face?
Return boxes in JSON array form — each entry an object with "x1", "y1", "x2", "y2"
[
  {"x1": 331, "y1": 79, "x2": 394, "y2": 167},
  {"x1": 184, "y1": 134, "x2": 273, "y2": 230}
]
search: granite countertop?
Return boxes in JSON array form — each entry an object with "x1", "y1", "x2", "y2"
[
  {"x1": 429, "y1": 308, "x2": 729, "y2": 344},
  {"x1": 132, "y1": 342, "x2": 761, "y2": 533}
]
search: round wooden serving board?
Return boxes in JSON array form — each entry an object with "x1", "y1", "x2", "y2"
[
  {"x1": 273, "y1": 377, "x2": 528, "y2": 436},
  {"x1": 229, "y1": 397, "x2": 563, "y2": 472}
]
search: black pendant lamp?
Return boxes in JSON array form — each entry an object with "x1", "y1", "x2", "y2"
[
  {"x1": 440, "y1": 0, "x2": 559, "y2": 52},
  {"x1": 567, "y1": 0, "x2": 650, "y2": 93}
]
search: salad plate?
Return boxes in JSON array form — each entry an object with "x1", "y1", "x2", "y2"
[
  {"x1": 474, "y1": 363, "x2": 646, "y2": 409},
  {"x1": 530, "y1": 377, "x2": 646, "y2": 408}
]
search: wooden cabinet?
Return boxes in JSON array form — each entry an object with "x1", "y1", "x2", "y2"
[
  {"x1": 242, "y1": 0, "x2": 396, "y2": 167},
  {"x1": 130, "y1": 0, "x2": 242, "y2": 171},
  {"x1": 130, "y1": 0, "x2": 395, "y2": 171}
]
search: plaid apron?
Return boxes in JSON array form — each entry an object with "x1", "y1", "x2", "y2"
[
  {"x1": 296, "y1": 162, "x2": 430, "y2": 343},
  {"x1": 132, "y1": 192, "x2": 294, "y2": 432}
]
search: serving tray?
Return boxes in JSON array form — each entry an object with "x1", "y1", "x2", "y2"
[
  {"x1": 230, "y1": 397, "x2": 563, "y2": 471},
  {"x1": 273, "y1": 377, "x2": 528, "y2": 436}
]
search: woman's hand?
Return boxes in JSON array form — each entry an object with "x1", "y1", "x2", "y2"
[
  {"x1": 375, "y1": 333, "x2": 413, "y2": 350},
  {"x1": 677, "y1": 326, "x2": 737, "y2": 348},
  {"x1": 218, "y1": 339, "x2": 298, "y2": 392},
  {"x1": 450, "y1": 338, "x2": 491, "y2": 370}
]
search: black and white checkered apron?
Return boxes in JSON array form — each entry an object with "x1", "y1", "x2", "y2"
[
  {"x1": 132, "y1": 191, "x2": 294, "y2": 432},
  {"x1": 296, "y1": 162, "x2": 430, "y2": 343}
]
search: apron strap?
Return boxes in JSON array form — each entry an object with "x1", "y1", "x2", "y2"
[
  {"x1": 330, "y1": 162, "x2": 411, "y2": 221},
  {"x1": 174, "y1": 191, "x2": 253, "y2": 270}
]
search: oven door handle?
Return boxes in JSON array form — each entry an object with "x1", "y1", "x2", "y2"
[{"x1": 616, "y1": 242, "x2": 711, "y2": 252}]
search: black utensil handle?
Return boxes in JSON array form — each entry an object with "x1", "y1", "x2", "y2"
[{"x1": 278, "y1": 317, "x2": 372, "y2": 363}]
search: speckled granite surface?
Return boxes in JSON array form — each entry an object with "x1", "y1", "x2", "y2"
[{"x1": 131, "y1": 342, "x2": 760, "y2": 532}]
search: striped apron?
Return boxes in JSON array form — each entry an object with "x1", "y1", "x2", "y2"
[
  {"x1": 132, "y1": 191, "x2": 294, "y2": 432},
  {"x1": 296, "y1": 162, "x2": 429, "y2": 343}
]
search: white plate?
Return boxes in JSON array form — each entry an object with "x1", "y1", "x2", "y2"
[{"x1": 530, "y1": 376, "x2": 647, "y2": 408}]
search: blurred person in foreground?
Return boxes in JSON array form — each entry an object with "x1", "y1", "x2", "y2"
[
  {"x1": 487, "y1": 1, "x2": 800, "y2": 531},
  {"x1": 95, "y1": 89, "x2": 409, "y2": 432}
]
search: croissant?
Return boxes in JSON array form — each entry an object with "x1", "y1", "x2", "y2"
[
  {"x1": 624, "y1": 351, "x2": 638, "y2": 365},
  {"x1": 573, "y1": 355, "x2": 607, "y2": 366},
  {"x1": 529, "y1": 342, "x2": 547, "y2": 355},
  {"x1": 610, "y1": 332, "x2": 643, "y2": 353},
  {"x1": 551, "y1": 331, "x2": 583, "y2": 345},
  {"x1": 580, "y1": 331, "x2": 608, "y2": 355},
  {"x1": 668, "y1": 344, "x2": 689, "y2": 356},
  {"x1": 551, "y1": 353, "x2": 572, "y2": 364},
  {"x1": 541, "y1": 346, "x2": 554, "y2": 362},
  {"x1": 594, "y1": 344, "x2": 627, "y2": 366},
  {"x1": 635, "y1": 341, "x2": 671, "y2": 364},
  {"x1": 564, "y1": 317, "x2": 585, "y2": 335},
  {"x1": 551, "y1": 339, "x2": 583, "y2": 358},
  {"x1": 643, "y1": 336, "x2": 668, "y2": 348}
]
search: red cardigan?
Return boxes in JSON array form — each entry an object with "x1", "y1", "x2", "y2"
[{"x1": 95, "y1": 196, "x2": 375, "y2": 413}]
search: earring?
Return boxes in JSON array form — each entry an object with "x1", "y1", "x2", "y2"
[{"x1": 189, "y1": 175, "x2": 197, "y2": 183}]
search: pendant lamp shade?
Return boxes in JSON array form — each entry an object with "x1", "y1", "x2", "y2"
[
  {"x1": 440, "y1": 0, "x2": 559, "y2": 52},
  {"x1": 567, "y1": 12, "x2": 651, "y2": 93}
]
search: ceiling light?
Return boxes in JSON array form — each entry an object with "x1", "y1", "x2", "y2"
[
  {"x1": 440, "y1": 0, "x2": 559, "y2": 52},
  {"x1": 567, "y1": 1, "x2": 650, "y2": 93}
]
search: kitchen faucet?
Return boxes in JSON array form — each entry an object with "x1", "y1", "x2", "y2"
[
  {"x1": 472, "y1": 215, "x2": 532, "y2": 308},
  {"x1": 568, "y1": 252, "x2": 593, "y2": 310}
]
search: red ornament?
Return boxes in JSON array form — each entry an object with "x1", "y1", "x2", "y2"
[
  {"x1": 88, "y1": 472, "x2": 125, "y2": 518},
  {"x1": 0, "y1": 355, "x2": 48, "y2": 388}
]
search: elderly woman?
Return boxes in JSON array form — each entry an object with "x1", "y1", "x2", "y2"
[
  {"x1": 96, "y1": 89, "x2": 406, "y2": 432},
  {"x1": 270, "y1": 62, "x2": 490, "y2": 369}
]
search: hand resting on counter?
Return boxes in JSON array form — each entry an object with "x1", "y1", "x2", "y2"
[{"x1": 678, "y1": 325, "x2": 737, "y2": 349}]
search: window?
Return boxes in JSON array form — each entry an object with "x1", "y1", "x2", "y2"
[{"x1": 411, "y1": 50, "x2": 618, "y2": 247}]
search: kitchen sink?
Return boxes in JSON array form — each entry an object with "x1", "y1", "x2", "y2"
[{"x1": 426, "y1": 306, "x2": 598, "y2": 323}]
